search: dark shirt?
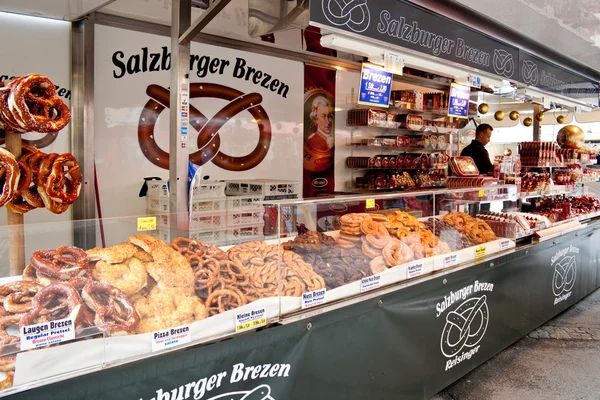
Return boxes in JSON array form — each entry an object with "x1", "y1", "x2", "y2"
[{"x1": 460, "y1": 139, "x2": 492, "y2": 174}]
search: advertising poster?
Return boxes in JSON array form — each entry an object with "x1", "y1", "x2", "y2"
[
  {"x1": 303, "y1": 65, "x2": 336, "y2": 198},
  {"x1": 94, "y1": 25, "x2": 303, "y2": 244}
]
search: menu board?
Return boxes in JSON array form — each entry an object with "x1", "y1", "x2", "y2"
[
  {"x1": 358, "y1": 63, "x2": 393, "y2": 108},
  {"x1": 447, "y1": 83, "x2": 470, "y2": 118}
]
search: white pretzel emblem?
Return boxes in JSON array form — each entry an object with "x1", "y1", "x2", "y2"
[
  {"x1": 553, "y1": 256, "x2": 576, "y2": 297},
  {"x1": 322, "y1": 0, "x2": 370, "y2": 33},
  {"x1": 440, "y1": 295, "x2": 489, "y2": 358},
  {"x1": 493, "y1": 49, "x2": 515, "y2": 78},
  {"x1": 522, "y1": 60, "x2": 539, "y2": 86}
]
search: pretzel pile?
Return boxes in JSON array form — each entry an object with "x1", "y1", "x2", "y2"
[
  {"x1": 283, "y1": 232, "x2": 372, "y2": 289},
  {"x1": 1, "y1": 145, "x2": 81, "y2": 214},
  {"x1": 442, "y1": 212, "x2": 497, "y2": 245},
  {"x1": 228, "y1": 240, "x2": 325, "y2": 297},
  {"x1": 0, "y1": 74, "x2": 70, "y2": 134}
]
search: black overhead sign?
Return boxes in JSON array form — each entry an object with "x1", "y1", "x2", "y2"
[
  {"x1": 311, "y1": 0, "x2": 520, "y2": 80},
  {"x1": 519, "y1": 50, "x2": 599, "y2": 103},
  {"x1": 311, "y1": 0, "x2": 599, "y2": 104}
]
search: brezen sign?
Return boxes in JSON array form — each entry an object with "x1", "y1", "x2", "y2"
[
  {"x1": 447, "y1": 83, "x2": 470, "y2": 118},
  {"x1": 358, "y1": 63, "x2": 393, "y2": 108}
]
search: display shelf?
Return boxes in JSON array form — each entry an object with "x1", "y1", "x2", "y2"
[
  {"x1": 347, "y1": 125, "x2": 457, "y2": 135},
  {"x1": 347, "y1": 144, "x2": 449, "y2": 153},
  {"x1": 520, "y1": 186, "x2": 579, "y2": 200},
  {"x1": 346, "y1": 167, "x2": 448, "y2": 171}
]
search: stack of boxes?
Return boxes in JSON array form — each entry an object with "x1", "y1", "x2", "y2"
[{"x1": 146, "y1": 179, "x2": 299, "y2": 245}]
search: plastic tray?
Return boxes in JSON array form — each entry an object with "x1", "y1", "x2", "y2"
[
  {"x1": 226, "y1": 195, "x2": 264, "y2": 212},
  {"x1": 225, "y1": 180, "x2": 299, "y2": 197}
]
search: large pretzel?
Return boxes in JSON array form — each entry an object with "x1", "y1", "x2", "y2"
[
  {"x1": 2, "y1": 74, "x2": 70, "y2": 133},
  {"x1": 20, "y1": 283, "x2": 94, "y2": 327},
  {"x1": 36, "y1": 153, "x2": 69, "y2": 214},
  {"x1": 30, "y1": 246, "x2": 89, "y2": 280},
  {"x1": 44, "y1": 153, "x2": 82, "y2": 204},
  {"x1": 0, "y1": 148, "x2": 19, "y2": 208},
  {"x1": 138, "y1": 84, "x2": 271, "y2": 170},
  {"x1": 80, "y1": 281, "x2": 140, "y2": 335}
]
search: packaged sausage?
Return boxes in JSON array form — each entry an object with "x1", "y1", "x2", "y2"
[
  {"x1": 449, "y1": 156, "x2": 479, "y2": 176},
  {"x1": 396, "y1": 114, "x2": 424, "y2": 131}
]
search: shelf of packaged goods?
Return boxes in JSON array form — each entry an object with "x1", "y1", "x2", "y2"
[
  {"x1": 346, "y1": 167, "x2": 448, "y2": 171},
  {"x1": 390, "y1": 106, "x2": 449, "y2": 117},
  {"x1": 347, "y1": 144, "x2": 450, "y2": 152},
  {"x1": 343, "y1": 185, "x2": 446, "y2": 193},
  {"x1": 347, "y1": 125, "x2": 457, "y2": 135},
  {"x1": 519, "y1": 187, "x2": 578, "y2": 200}
]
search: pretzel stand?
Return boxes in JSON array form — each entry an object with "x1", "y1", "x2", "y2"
[{"x1": 5, "y1": 130, "x2": 24, "y2": 275}]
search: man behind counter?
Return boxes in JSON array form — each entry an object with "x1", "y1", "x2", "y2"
[{"x1": 460, "y1": 123, "x2": 493, "y2": 174}]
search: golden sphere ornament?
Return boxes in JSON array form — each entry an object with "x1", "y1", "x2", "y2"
[
  {"x1": 557, "y1": 115, "x2": 566, "y2": 124},
  {"x1": 478, "y1": 103, "x2": 489, "y2": 114},
  {"x1": 509, "y1": 111, "x2": 519, "y2": 121},
  {"x1": 557, "y1": 125, "x2": 585, "y2": 149},
  {"x1": 494, "y1": 110, "x2": 505, "y2": 121},
  {"x1": 523, "y1": 117, "x2": 533, "y2": 127},
  {"x1": 536, "y1": 113, "x2": 545, "y2": 122}
]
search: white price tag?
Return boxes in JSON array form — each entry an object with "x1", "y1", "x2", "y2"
[
  {"x1": 444, "y1": 254, "x2": 458, "y2": 268},
  {"x1": 501, "y1": 239, "x2": 511, "y2": 250},
  {"x1": 407, "y1": 263, "x2": 424, "y2": 278},
  {"x1": 20, "y1": 317, "x2": 75, "y2": 351},
  {"x1": 152, "y1": 325, "x2": 191, "y2": 352},
  {"x1": 236, "y1": 308, "x2": 267, "y2": 332},
  {"x1": 360, "y1": 275, "x2": 381, "y2": 293},
  {"x1": 302, "y1": 288, "x2": 327, "y2": 310}
]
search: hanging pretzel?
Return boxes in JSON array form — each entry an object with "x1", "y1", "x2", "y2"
[
  {"x1": 0, "y1": 148, "x2": 19, "y2": 208},
  {"x1": 44, "y1": 153, "x2": 81, "y2": 204}
]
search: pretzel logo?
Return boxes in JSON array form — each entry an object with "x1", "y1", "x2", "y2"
[
  {"x1": 552, "y1": 255, "x2": 576, "y2": 297},
  {"x1": 440, "y1": 295, "x2": 489, "y2": 358},
  {"x1": 521, "y1": 60, "x2": 539, "y2": 86},
  {"x1": 493, "y1": 49, "x2": 515, "y2": 78},
  {"x1": 322, "y1": 0, "x2": 370, "y2": 33},
  {"x1": 207, "y1": 384, "x2": 274, "y2": 400},
  {"x1": 138, "y1": 84, "x2": 271, "y2": 171}
]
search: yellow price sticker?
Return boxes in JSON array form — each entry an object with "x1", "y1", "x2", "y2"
[
  {"x1": 366, "y1": 199, "x2": 375, "y2": 209},
  {"x1": 236, "y1": 318, "x2": 266, "y2": 333},
  {"x1": 478, "y1": 190, "x2": 485, "y2": 197},
  {"x1": 475, "y1": 245, "x2": 486, "y2": 259},
  {"x1": 137, "y1": 217, "x2": 156, "y2": 232}
]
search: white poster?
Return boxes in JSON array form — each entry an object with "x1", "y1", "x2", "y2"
[
  {"x1": 94, "y1": 25, "x2": 303, "y2": 244},
  {"x1": 0, "y1": 13, "x2": 72, "y2": 273}
]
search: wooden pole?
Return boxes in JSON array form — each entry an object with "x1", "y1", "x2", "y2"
[{"x1": 5, "y1": 131, "x2": 24, "y2": 275}]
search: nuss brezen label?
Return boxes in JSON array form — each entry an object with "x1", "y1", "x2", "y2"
[
  {"x1": 152, "y1": 324, "x2": 191, "y2": 352},
  {"x1": 302, "y1": 288, "x2": 326, "y2": 309},
  {"x1": 236, "y1": 308, "x2": 267, "y2": 332},
  {"x1": 20, "y1": 317, "x2": 75, "y2": 351}
]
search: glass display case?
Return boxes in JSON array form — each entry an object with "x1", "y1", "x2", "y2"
[{"x1": 3, "y1": 183, "x2": 600, "y2": 395}]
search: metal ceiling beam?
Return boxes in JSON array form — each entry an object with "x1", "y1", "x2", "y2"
[{"x1": 178, "y1": 0, "x2": 231, "y2": 45}]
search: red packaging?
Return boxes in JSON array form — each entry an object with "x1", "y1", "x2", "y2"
[
  {"x1": 449, "y1": 156, "x2": 480, "y2": 176},
  {"x1": 397, "y1": 114, "x2": 424, "y2": 131}
]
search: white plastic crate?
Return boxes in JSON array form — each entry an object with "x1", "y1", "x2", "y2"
[
  {"x1": 225, "y1": 180, "x2": 299, "y2": 197},
  {"x1": 226, "y1": 195, "x2": 264, "y2": 212},
  {"x1": 227, "y1": 208, "x2": 264, "y2": 227},
  {"x1": 190, "y1": 198, "x2": 227, "y2": 213},
  {"x1": 189, "y1": 229, "x2": 227, "y2": 245},
  {"x1": 148, "y1": 228, "x2": 171, "y2": 243},
  {"x1": 191, "y1": 181, "x2": 226, "y2": 199},
  {"x1": 147, "y1": 180, "x2": 169, "y2": 197},
  {"x1": 226, "y1": 223, "x2": 265, "y2": 244},
  {"x1": 190, "y1": 211, "x2": 227, "y2": 231},
  {"x1": 147, "y1": 196, "x2": 169, "y2": 213}
]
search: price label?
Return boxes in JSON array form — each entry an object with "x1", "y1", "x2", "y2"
[
  {"x1": 360, "y1": 274, "x2": 381, "y2": 292},
  {"x1": 475, "y1": 245, "x2": 487, "y2": 259},
  {"x1": 478, "y1": 190, "x2": 485, "y2": 197},
  {"x1": 407, "y1": 263, "x2": 424, "y2": 278},
  {"x1": 366, "y1": 199, "x2": 375, "y2": 209},
  {"x1": 302, "y1": 288, "x2": 327, "y2": 310},
  {"x1": 137, "y1": 216, "x2": 156, "y2": 231},
  {"x1": 500, "y1": 239, "x2": 511, "y2": 250},
  {"x1": 152, "y1": 325, "x2": 191, "y2": 352},
  {"x1": 20, "y1": 316, "x2": 75, "y2": 351},
  {"x1": 444, "y1": 254, "x2": 458, "y2": 268},
  {"x1": 236, "y1": 308, "x2": 267, "y2": 333}
]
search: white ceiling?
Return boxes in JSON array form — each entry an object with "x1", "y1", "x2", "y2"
[
  {"x1": 0, "y1": 0, "x2": 112, "y2": 20},
  {"x1": 453, "y1": 0, "x2": 600, "y2": 74}
]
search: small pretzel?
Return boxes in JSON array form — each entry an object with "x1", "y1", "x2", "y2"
[
  {"x1": 81, "y1": 281, "x2": 140, "y2": 335},
  {"x1": 205, "y1": 288, "x2": 247, "y2": 317},
  {"x1": 30, "y1": 246, "x2": 89, "y2": 280},
  {"x1": 21, "y1": 283, "x2": 94, "y2": 327},
  {"x1": 0, "y1": 281, "x2": 42, "y2": 314}
]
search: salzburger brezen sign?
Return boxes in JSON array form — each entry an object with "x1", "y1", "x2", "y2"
[{"x1": 311, "y1": 0, "x2": 598, "y2": 105}]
